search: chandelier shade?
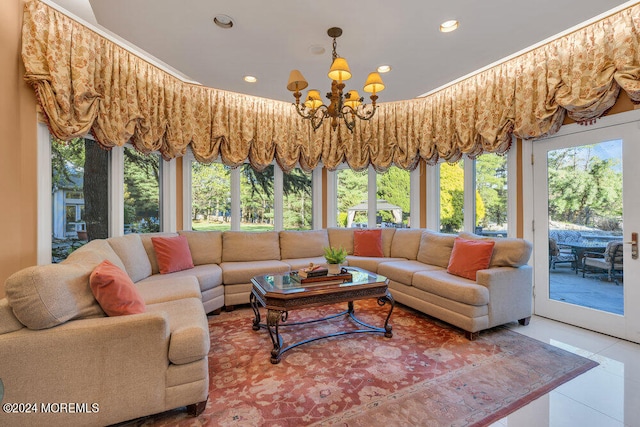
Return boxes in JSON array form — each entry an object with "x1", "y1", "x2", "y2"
[
  {"x1": 328, "y1": 58, "x2": 352, "y2": 82},
  {"x1": 286, "y1": 27, "x2": 385, "y2": 132},
  {"x1": 286, "y1": 69, "x2": 308, "y2": 92},
  {"x1": 344, "y1": 90, "x2": 362, "y2": 109},
  {"x1": 304, "y1": 90, "x2": 323, "y2": 109},
  {"x1": 364, "y1": 72, "x2": 385, "y2": 94}
]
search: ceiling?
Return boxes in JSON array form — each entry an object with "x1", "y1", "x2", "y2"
[{"x1": 48, "y1": 0, "x2": 631, "y2": 103}]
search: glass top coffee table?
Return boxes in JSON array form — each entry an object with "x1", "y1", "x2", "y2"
[{"x1": 250, "y1": 267, "x2": 394, "y2": 364}]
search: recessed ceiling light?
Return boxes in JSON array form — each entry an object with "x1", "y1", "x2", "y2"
[
  {"x1": 377, "y1": 65, "x2": 392, "y2": 73},
  {"x1": 243, "y1": 75, "x2": 257, "y2": 83},
  {"x1": 440, "y1": 20, "x2": 459, "y2": 33},
  {"x1": 213, "y1": 14, "x2": 234, "y2": 29},
  {"x1": 308, "y1": 45, "x2": 326, "y2": 55}
]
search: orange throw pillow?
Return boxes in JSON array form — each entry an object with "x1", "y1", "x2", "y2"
[
  {"x1": 447, "y1": 237, "x2": 495, "y2": 281},
  {"x1": 90, "y1": 260, "x2": 146, "y2": 316},
  {"x1": 151, "y1": 235, "x2": 195, "y2": 274},
  {"x1": 353, "y1": 229, "x2": 384, "y2": 257}
]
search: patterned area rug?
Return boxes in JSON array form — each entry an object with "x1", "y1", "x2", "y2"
[{"x1": 129, "y1": 300, "x2": 598, "y2": 427}]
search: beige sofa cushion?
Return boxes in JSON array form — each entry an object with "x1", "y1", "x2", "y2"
[
  {"x1": 108, "y1": 234, "x2": 152, "y2": 282},
  {"x1": 380, "y1": 228, "x2": 396, "y2": 257},
  {"x1": 458, "y1": 232, "x2": 532, "y2": 267},
  {"x1": 280, "y1": 230, "x2": 329, "y2": 259},
  {"x1": 139, "y1": 232, "x2": 180, "y2": 274},
  {"x1": 136, "y1": 275, "x2": 202, "y2": 305},
  {"x1": 5, "y1": 263, "x2": 104, "y2": 330},
  {"x1": 416, "y1": 230, "x2": 456, "y2": 268},
  {"x1": 412, "y1": 270, "x2": 490, "y2": 306},
  {"x1": 222, "y1": 231, "x2": 280, "y2": 262},
  {"x1": 327, "y1": 228, "x2": 355, "y2": 254},
  {"x1": 220, "y1": 260, "x2": 290, "y2": 285},
  {"x1": 390, "y1": 229, "x2": 424, "y2": 260},
  {"x1": 178, "y1": 230, "x2": 223, "y2": 265}
]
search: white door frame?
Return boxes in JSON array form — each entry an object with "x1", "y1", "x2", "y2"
[{"x1": 524, "y1": 109, "x2": 640, "y2": 343}]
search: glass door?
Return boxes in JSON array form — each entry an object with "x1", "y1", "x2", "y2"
[{"x1": 532, "y1": 119, "x2": 640, "y2": 343}]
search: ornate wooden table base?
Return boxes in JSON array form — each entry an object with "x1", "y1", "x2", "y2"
[{"x1": 250, "y1": 268, "x2": 394, "y2": 364}]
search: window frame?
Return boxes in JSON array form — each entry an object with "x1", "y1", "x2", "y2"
[
  {"x1": 327, "y1": 164, "x2": 421, "y2": 229},
  {"x1": 427, "y1": 140, "x2": 517, "y2": 236},
  {"x1": 182, "y1": 151, "x2": 322, "y2": 231},
  {"x1": 38, "y1": 126, "x2": 174, "y2": 264}
]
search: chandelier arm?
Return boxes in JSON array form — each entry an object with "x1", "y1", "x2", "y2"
[
  {"x1": 342, "y1": 105, "x2": 377, "y2": 121},
  {"x1": 310, "y1": 106, "x2": 329, "y2": 131},
  {"x1": 293, "y1": 103, "x2": 317, "y2": 120}
]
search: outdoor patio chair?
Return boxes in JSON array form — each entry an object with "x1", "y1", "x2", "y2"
[
  {"x1": 582, "y1": 241, "x2": 623, "y2": 285},
  {"x1": 549, "y1": 237, "x2": 577, "y2": 270}
]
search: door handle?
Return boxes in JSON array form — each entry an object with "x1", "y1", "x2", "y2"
[{"x1": 624, "y1": 232, "x2": 638, "y2": 260}]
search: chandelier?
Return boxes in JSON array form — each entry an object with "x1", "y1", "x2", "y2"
[{"x1": 286, "y1": 27, "x2": 385, "y2": 132}]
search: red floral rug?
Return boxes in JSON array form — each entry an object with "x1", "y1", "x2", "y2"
[{"x1": 126, "y1": 300, "x2": 597, "y2": 426}]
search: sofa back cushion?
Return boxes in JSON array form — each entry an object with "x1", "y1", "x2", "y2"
[
  {"x1": 178, "y1": 230, "x2": 223, "y2": 265},
  {"x1": 458, "y1": 232, "x2": 532, "y2": 267},
  {"x1": 5, "y1": 262, "x2": 105, "y2": 330},
  {"x1": 139, "y1": 232, "x2": 180, "y2": 275},
  {"x1": 66, "y1": 239, "x2": 127, "y2": 272},
  {"x1": 108, "y1": 234, "x2": 152, "y2": 282},
  {"x1": 0, "y1": 298, "x2": 24, "y2": 334},
  {"x1": 222, "y1": 231, "x2": 281, "y2": 262},
  {"x1": 327, "y1": 228, "x2": 354, "y2": 254},
  {"x1": 390, "y1": 229, "x2": 423, "y2": 260},
  {"x1": 416, "y1": 230, "x2": 457, "y2": 268},
  {"x1": 280, "y1": 230, "x2": 329, "y2": 259}
]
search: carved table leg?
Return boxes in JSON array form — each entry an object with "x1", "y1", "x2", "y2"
[
  {"x1": 250, "y1": 292, "x2": 261, "y2": 331},
  {"x1": 267, "y1": 309, "x2": 287, "y2": 364},
  {"x1": 379, "y1": 291, "x2": 395, "y2": 338}
]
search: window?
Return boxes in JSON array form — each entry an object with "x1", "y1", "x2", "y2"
[
  {"x1": 51, "y1": 137, "x2": 110, "y2": 262},
  {"x1": 283, "y1": 168, "x2": 313, "y2": 230},
  {"x1": 376, "y1": 166, "x2": 411, "y2": 228},
  {"x1": 191, "y1": 162, "x2": 231, "y2": 231},
  {"x1": 475, "y1": 153, "x2": 508, "y2": 237},
  {"x1": 123, "y1": 147, "x2": 161, "y2": 234},
  {"x1": 336, "y1": 169, "x2": 368, "y2": 227},
  {"x1": 240, "y1": 164, "x2": 274, "y2": 231},
  {"x1": 439, "y1": 161, "x2": 464, "y2": 233}
]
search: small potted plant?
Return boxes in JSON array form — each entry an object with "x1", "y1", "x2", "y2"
[{"x1": 323, "y1": 246, "x2": 347, "y2": 275}]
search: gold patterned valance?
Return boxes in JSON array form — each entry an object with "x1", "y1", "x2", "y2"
[{"x1": 21, "y1": 0, "x2": 640, "y2": 172}]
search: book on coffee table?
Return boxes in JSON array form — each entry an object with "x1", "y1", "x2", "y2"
[{"x1": 290, "y1": 271, "x2": 353, "y2": 284}]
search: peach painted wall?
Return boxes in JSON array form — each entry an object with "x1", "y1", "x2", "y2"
[{"x1": 0, "y1": 0, "x2": 39, "y2": 297}]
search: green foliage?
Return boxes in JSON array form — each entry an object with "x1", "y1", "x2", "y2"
[
  {"x1": 51, "y1": 137, "x2": 85, "y2": 191},
  {"x1": 337, "y1": 169, "x2": 368, "y2": 215},
  {"x1": 547, "y1": 145, "x2": 622, "y2": 230},
  {"x1": 376, "y1": 167, "x2": 410, "y2": 224},
  {"x1": 123, "y1": 148, "x2": 160, "y2": 232},
  {"x1": 323, "y1": 246, "x2": 347, "y2": 264},
  {"x1": 440, "y1": 162, "x2": 465, "y2": 232},
  {"x1": 475, "y1": 154, "x2": 506, "y2": 228},
  {"x1": 191, "y1": 162, "x2": 231, "y2": 222}
]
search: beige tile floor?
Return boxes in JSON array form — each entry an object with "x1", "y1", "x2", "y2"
[{"x1": 488, "y1": 315, "x2": 640, "y2": 427}]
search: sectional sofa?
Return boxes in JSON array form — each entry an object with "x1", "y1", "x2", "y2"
[{"x1": 0, "y1": 227, "x2": 532, "y2": 426}]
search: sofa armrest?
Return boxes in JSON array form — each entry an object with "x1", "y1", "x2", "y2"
[
  {"x1": 476, "y1": 266, "x2": 533, "y2": 327},
  {"x1": 0, "y1": 312, "x2": 170, "y2": 427}
]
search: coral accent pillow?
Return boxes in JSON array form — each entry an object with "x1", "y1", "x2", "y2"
[
  {"x1": 353, "y1": 229, "x2": 384, "y2": 257},
  {"x1": 447, "y1": 237, "x2": 495, "y2": 281},
  {"x1": 151, "y1": 235, "x2": 194, "y2": 274},
  {"x1": 90, "y1": 260, "x2": 146, "y2": 316}
]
